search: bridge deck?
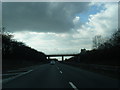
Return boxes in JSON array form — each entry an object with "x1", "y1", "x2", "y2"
[{"x1": 46, "y1": 54, "x2": 79, "y2": 57}]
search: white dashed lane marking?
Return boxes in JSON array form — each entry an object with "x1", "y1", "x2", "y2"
[
  {"x1": 56, "y1": 66, "x2": 60, "y2": 70},
  {"x1": 56, "y1": 66, "x2": 62, "y2": 74},
  {"x1": 69, "y1": 82, "x2": 79, "y2": 90},
  {"x1": 60, "y1": 71, "x2": 62, "y2": 74}
]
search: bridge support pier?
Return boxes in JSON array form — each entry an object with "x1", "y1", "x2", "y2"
[
  {"x1": 62, "y1": 56, "x2": 64, "y2": 61},
  {"x1": 47, "y1": 56, "x2": 50, "y2": 60}
]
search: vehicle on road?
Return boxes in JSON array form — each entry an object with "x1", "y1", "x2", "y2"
[{"x1": 50, "y1": 60, "x2": 55, "y2": 65}]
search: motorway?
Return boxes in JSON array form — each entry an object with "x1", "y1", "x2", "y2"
[{"x1": 3, "y1": 62, "x2": 119, "y2": 88}]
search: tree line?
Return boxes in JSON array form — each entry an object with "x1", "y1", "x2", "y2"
[
  {"x1": 1, "y1": 30, "x2": 47, "y2": 71},
  {"x1": 2, "y1": 32, "x2": 47, "y2": 62},
  {"x1": 66, "y1": 29, "x2": 120, "y2": 66}
]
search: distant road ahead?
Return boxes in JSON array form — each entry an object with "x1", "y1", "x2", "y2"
[{"x1": 3, "y1": 62, "x2": 119, "y2": 88}]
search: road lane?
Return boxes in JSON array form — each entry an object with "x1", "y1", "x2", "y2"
[
  {"x1": 3, "y1": 63, "x2": 70, "y2": 88},
  {"x1": 56, "y1": 62, "x2": 119, "y2": 88},
  {"x1": 3, "y1": 62, "x2": 119, "y2": 88}
]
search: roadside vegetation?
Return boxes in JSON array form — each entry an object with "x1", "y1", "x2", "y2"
[
  {"x1": 64, "y1": 28, "x2": 120, "y2": 79},
  {"x1": 66, "y1": 28, "x2": 120, "y2": 66},
  {"x1": 1, "y1": 29, "x2": 47, "y2": 72}
]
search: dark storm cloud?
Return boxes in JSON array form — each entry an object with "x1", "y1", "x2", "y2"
[{"x1": 2, "y1": 2, "x2": 90, "y2": 33}]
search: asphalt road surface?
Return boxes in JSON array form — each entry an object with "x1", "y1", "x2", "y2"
[{"x1": 3, "y1": 62, "x2": 119, "y2": 88}]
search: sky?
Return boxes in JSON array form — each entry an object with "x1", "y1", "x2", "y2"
[{"x1": 2, "y1": 2, "x2": 119, "y2": 60}]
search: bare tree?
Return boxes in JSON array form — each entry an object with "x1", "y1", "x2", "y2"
[{"x1": 92, "y1": 35, "x2": 103, "y2": 49}]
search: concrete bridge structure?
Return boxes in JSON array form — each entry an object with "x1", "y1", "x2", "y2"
[{"x1": 46, "y1": 54, "x2": 79, "y2": 61}]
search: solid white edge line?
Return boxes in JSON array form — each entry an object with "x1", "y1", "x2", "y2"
[
  {"x1": 2, "y1": 70, "x2": 33, "y2": 84},
  {"x1": 69, "y1": 82, "x2": 79, "y2": 90},
  {"x1": 2, "y1": 72, "x2": 23, "y2": 76}
]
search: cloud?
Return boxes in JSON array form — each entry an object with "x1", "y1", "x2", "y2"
[
  {"x1": 5, "y1": 2, "x2": 118, "y2": 54},
  {"x1": 73, "y1": 16, "x2": 80, "y2": 25},
  {"x1": 73, "y1": 2, "x2": 118, "y2": 39},
  {"x1": 13, "y1": 31, "x2": 92, "y2": 54},
  {"x1": 0, "y1": 2, "x2": 2, "y2": 28},
  {"x1": 118, "y1": 2, "x2": 120, "y2": 28},
  {"x1": 3, "y1": 2, "x2": 90, "y2": 33}
]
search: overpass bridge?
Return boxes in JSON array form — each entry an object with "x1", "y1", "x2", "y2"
[{"x1": 46, "y1": 54, "x2": 79, "y2": 61}]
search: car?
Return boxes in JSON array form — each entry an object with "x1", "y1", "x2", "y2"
[{"x1": 50, "y1": 60, "x2": 55, "y2": 65}]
